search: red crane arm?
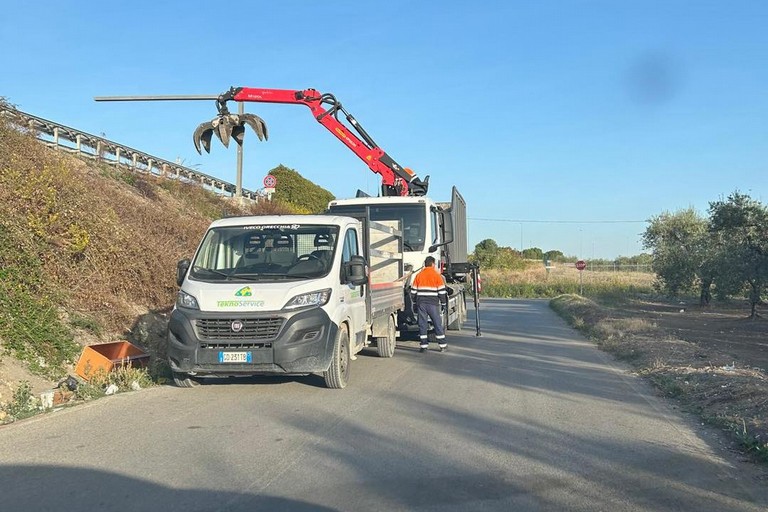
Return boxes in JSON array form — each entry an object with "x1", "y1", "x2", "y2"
[{"x1": 220, "y1": 87, "x2": 428, "y2": 197}]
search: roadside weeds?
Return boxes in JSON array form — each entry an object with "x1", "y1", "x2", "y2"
[
  {"x1": 550, "y1": 294, "x2": 768, "y2": 463},
  {"x1": 0, "y1": 365, "x2": 155, "y2": 425}
]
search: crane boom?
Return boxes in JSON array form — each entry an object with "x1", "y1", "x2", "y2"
[
  {"x1": 96, "y1": 86, "x2": 429, "y2": 196},
  {"x1": 220, "y1": 87, "x2": 428, "y2": 197}
]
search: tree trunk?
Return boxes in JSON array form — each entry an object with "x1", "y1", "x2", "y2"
[
  {"x1": 749, "y1": 281, "x2": 760, "y2": 319},
  {"x1": 699, "y1": 278, "x2": 712, "y2": 307}
]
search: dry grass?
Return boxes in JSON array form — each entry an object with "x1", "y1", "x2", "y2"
[
  {"x1": 0, "y1": 154, "x2": 212, "y2": 332},
  {"x1": 481, "y1": 264, "x2": 655, "y2": 299}
]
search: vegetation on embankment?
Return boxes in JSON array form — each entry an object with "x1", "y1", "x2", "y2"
[{"x1": 0, "y1": 108, "x2": 331, "y2": 393}]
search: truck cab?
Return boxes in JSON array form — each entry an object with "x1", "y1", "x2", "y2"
[
  {"x1": 328, "y1": 187, "x2": 469, "y2": 334},
  {"x1": 167, "y1": 214, "x2": 403, "y2": 389},
  {"x1": 328, "y1": 196, "x2": 442, "y2": 272}
]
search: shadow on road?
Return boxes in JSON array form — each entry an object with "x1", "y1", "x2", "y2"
[
  {"x1": 261, "y1": 298, "x2": 767, "y2": 510},
  {"x1": 0, "y1": 465, "x2": 338, "y2": 512}
]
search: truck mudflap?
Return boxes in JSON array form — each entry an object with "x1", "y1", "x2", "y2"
[{"x1": 167, "y1": 306, "x2": 338, "y2": 376}]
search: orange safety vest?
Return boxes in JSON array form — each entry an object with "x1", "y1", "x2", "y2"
[{"x1": 410, "y1": 266, "x2": 448, "y2": 306}]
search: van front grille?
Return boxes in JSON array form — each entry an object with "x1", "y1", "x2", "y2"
[{"x1": 196, "y1": 317, "x2": 283, "y2": 340}]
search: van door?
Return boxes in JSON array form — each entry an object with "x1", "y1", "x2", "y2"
[{"x1": 341, "y1": 226, "x2": 367, "y2": 345}]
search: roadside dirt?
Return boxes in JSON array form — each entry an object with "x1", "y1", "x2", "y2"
[
  {"x1": 625, "y1": 299, "x2": 768, "y2": 371},
  {"x1": 0, "y1": 309, "x2": 171, "y2": 422},
  {"x1": 552, "y1": 294, "x2": 768, "y2": 463},
  {"x1": 0, "y1": 358, "x2": 57, "y2": 402}
]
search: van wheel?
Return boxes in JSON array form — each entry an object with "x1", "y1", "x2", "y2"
[
  {"x1": 324, "y1": 327, "x2": 350, "y2": 389},
  {"x1": 172, "y1": 372, "x2": 200, "y2": 388},
  {"x1": 375, "y1": 315, "x2": 397, "y2": 358}
]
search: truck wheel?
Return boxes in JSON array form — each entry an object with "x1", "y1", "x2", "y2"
[
  {"x1": 324, "y1": 327, "x2": 350, "y2": 389},
  {"x1": 172, "y1": 372, "x2": 200, "y2": 388},
  {"x1": 375, "y1": 315, "x2": 397, "y2": 358}
]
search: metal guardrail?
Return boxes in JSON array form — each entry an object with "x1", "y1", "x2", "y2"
[{"x1": 0, "y1": 107, "x2": 263, "y2": 200}]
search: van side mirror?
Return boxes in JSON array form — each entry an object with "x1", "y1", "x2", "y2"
[
  {"x1": 176, "y1": 259, "x2": 190, "y2": 287},
  {"x1": 343, "y1": 255, "x2": 368, "y2": 286}
]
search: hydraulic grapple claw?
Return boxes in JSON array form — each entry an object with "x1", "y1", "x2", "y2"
[
  {"x1": 192, "y1": 120, "x2": 216, "y2": 154},
  {"x1": 192, "y1": 113, "x2": 268, "y2": 153},
  {"x1": 231, "y1": 125, "x2": 245, "y2": 147},
  {"x1": 216, "y1": 116, "x2": 233, "y2": 148},
  {"x1": 240, "y1": 113, "x2": 268, "y2": 142}
]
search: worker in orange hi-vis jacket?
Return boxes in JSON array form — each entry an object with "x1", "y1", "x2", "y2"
[{"x1": 410, "y1": 256, "x2": 449, "y2": 352}]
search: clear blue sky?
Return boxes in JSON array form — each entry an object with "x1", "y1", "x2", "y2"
[{"x1": 2, "y1": 1, "x2": 766, "y2": 259}]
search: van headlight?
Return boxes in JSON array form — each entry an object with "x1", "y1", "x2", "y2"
[
  {"x1": 283, "y1": 289, "x2": 332, "y2": 310},
  {"x1": 176, "y1": 290, "x2": 200, "y2": 310}
]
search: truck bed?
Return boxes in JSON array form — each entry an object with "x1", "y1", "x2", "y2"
[{"x1": 366, "y1": 219, "x2": 405, "y2": 319}]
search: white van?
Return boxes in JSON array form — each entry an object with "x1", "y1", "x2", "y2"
[{"x1": 167, "y1": 214, "x2": 404, "y2": 389}]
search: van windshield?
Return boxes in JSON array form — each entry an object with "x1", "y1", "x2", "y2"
[
  {"x1": 329, "y1": 204, "x2": 426, "y2": 251},
  {"x1": 189, "y1": 224, "x2": 339, "y2": 282}
]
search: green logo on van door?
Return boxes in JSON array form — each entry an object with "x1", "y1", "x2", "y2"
[{"x1": 235, "y1": 286, "x2": 252, "y2": 297}]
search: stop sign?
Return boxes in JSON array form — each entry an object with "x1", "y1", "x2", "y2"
[{"x1": 576, "y1": 260, "x2": 587, "y2": 271}]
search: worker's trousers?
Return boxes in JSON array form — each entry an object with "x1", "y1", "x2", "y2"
[{"x1": 417, "y1": 302, "x2": 446, "y2": 348}]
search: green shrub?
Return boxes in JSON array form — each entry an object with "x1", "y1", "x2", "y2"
[
  {"x1": 0, "y1": 228, "x2": 80, "y2": 379},
  {"x1": 4, "y1": 381, "x2": 39, "y2": 421}
]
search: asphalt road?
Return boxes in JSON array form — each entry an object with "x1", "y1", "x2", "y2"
[{"x1": 1, "y1": 298, "x2": 766, "y2": 511}]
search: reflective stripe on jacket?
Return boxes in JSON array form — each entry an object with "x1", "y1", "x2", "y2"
[{"x1": 410, "y1": 266, "x2": 448, "y2": 306}]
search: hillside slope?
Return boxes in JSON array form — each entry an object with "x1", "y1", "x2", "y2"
[{"x1": 0, "y1": 113, "x2": 331, "y2": 404}]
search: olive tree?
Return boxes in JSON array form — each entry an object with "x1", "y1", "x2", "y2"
[
  {"x1": 708, "y1": 192, "x2": 768, "y2": 318},
  {"x1": 642, "y1": 208, "x2": 709, "y2": 301},
  {"x1": 471, "y1": 239, "x2": 526, "y2": 269},
  {"x1": 522, "y1": 247, "x2": 543, "y2": 260},
  {"x1": 472, "y1": 239, "x2": 500, "y2": 268}
]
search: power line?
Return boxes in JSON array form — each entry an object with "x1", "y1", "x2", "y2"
[{"x1": 469, "y1": 218, "x2": 648, "y2": 224}]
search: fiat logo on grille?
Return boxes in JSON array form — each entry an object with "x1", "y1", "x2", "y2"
[{"x1": 231, "y1": 320, "x2": 244, "y2": 333}]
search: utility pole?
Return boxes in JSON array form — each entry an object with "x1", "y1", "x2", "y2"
[
  {"x1": 94, "y1": 93, "x2": 266, "y2": 204},
  {"x1": 235, "y1": 101, "x2": 244, "y2": 201}
]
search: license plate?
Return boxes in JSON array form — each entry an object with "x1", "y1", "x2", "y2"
[{"x1": 218, "y1": 351, "x2": 252, "y2": 363}]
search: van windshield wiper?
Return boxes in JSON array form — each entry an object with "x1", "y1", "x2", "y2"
[
  {"x1": 233, "y1": 273, "x2": 293, "y2": 281},
  {"x1": 192, "y1": 267, "x2": 234, "y2": 279}
]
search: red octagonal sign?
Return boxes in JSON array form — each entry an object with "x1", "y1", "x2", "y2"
[{"x1": 576, "y1": 260, "x2": 587, "y2": 271}]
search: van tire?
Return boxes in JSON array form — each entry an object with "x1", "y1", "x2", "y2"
[
  {"x1": 324, "y1": 327, "x2": 350, "y2": 389},
  {"x1": 375, "y1": 315, "x2": 397, "y2": 358},
  {"x1": 173, "y1": 372, "x2": 200, "y2": 388}
]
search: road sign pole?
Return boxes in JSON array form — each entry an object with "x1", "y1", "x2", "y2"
[{"x1": 575, "y1": 260, "x2": 586, "y2": 295}]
